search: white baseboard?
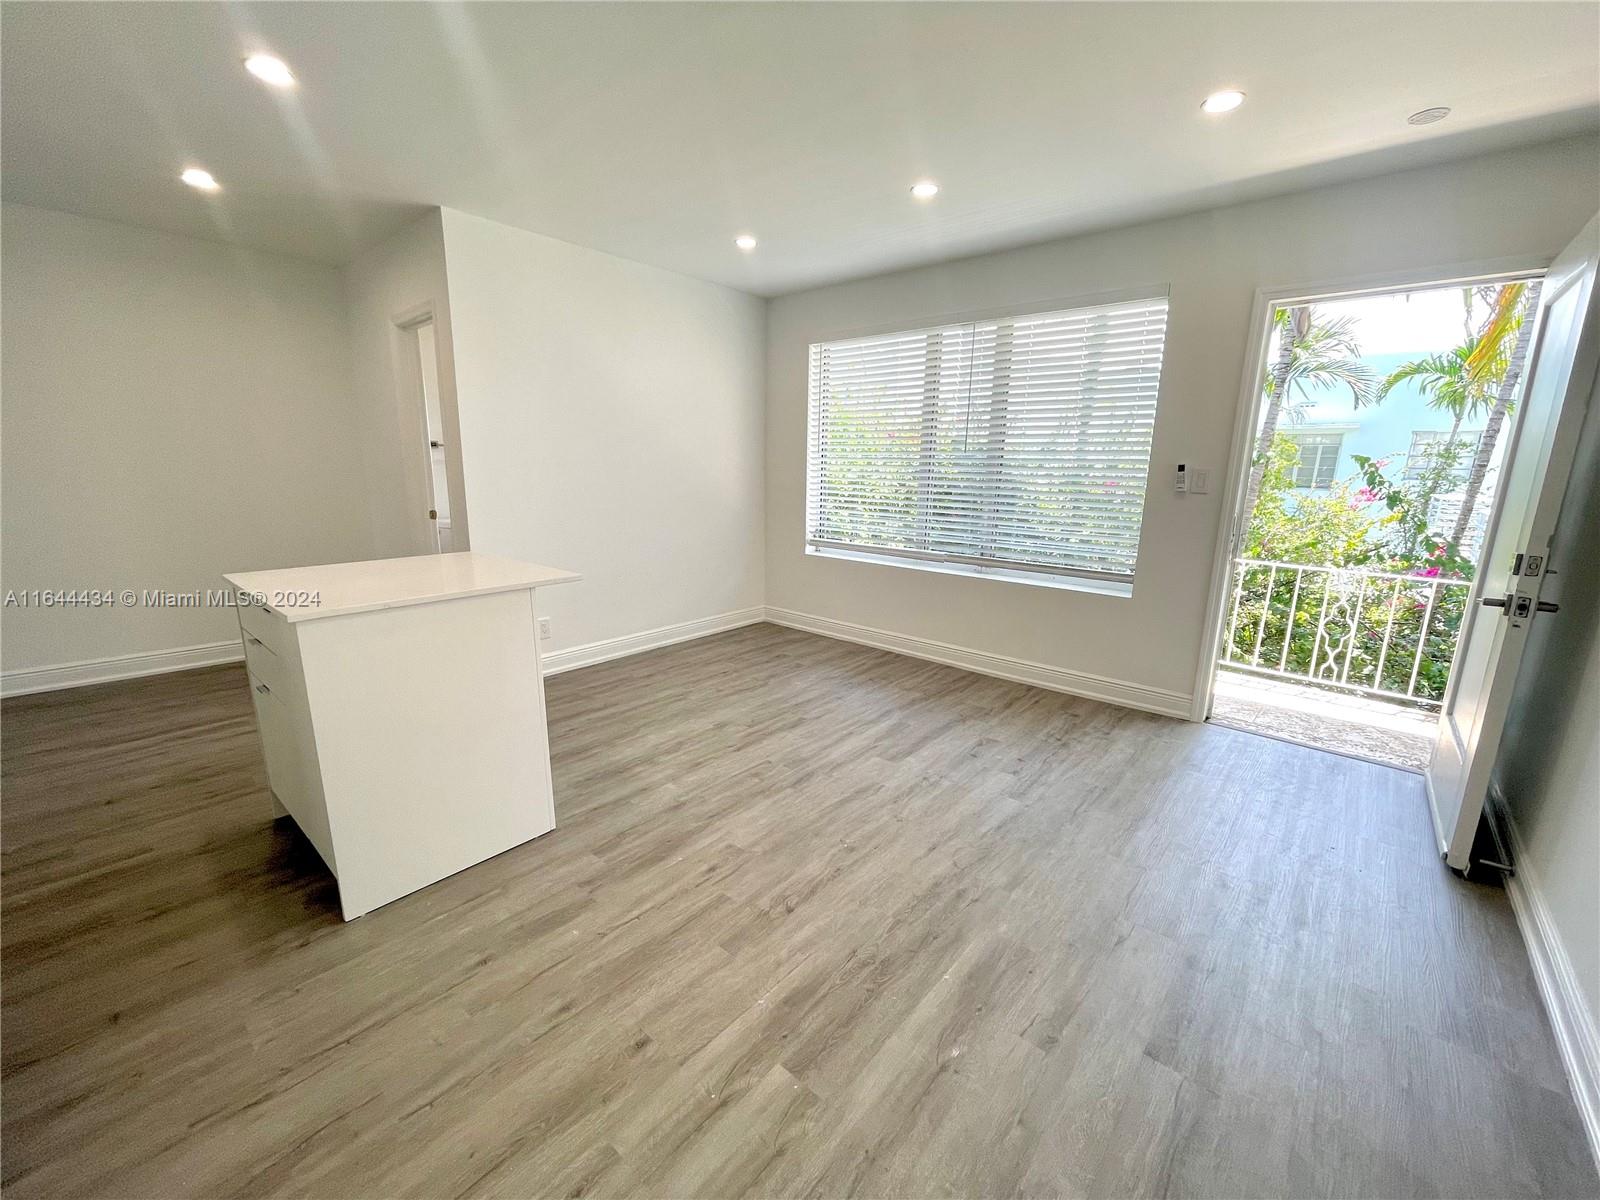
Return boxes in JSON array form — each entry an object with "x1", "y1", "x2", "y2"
[
  {"x1": 2, "y1": 606, "x2": 1194, "y2": 730},
  {"x1": 764, "y1": 606, "x2": 1193, "y2": 719},
  {"x1": 1, "y1": 640, "x2": 244, "y2": 698},
  {"x1": 1501, "y1": 811, "x2": 1600, "y2": 1171},
  {"x1": 541, "y1": 607, "x2": 766, "y2": 676},
  {"x1": 1, "y1": 608, "x2": 770, "y2": 698}
]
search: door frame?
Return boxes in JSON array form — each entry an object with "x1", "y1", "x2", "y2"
[{"x1": 1189, "y1": 253, "x2": 1552, "y2": 723}]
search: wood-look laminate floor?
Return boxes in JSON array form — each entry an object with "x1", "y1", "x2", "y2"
[{"x1": 2, "y1": 624, "x2": 1594, "y2": 1200}]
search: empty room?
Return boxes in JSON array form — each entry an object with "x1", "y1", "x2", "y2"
[{"x1": 4, "y1": 3, "x2": 1600, "y2": 1197}]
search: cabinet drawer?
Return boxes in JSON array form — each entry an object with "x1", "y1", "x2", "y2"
[
  {"x1": 237, "y1": 598, "x2": 294, "y2": 660},
  {"x1": 249, "y1": 676, "x2": 302, "y2": 809},
  {"x1": 243, "y1": 635, "x2": 287, "y2": 695},
  {"x1": 248, "y1": 671, "x2": 336, "y2": 873}
]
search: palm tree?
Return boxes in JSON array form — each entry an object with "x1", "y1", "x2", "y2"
[
  {"x1": 1377, "y1": 339, "x2": 1483, "y2": 441},
  {"x1": 1375, "y1": 282, "x2": 1535, "y2": 549},
  {"x1": 1453, "y1": 281, "x2": 1538, "y2": 545},
  {"x1": 1242, "y1": 306, "x2": 1377, "y2": 519},
  {"x1": 1376, "y1": 332, "x2": 1499, "y2": 472},
  {"x1": 1376, "y1": 337, "x2": 1490, "y2": 552}
]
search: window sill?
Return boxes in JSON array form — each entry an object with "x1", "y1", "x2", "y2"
[{"x1": 806, "y1": 545, "x2": 1133, "y2": 598}]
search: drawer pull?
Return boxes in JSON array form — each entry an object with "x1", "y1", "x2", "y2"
[{"x1": 255, "y1": 682, "x2": 271, "y2": 695}]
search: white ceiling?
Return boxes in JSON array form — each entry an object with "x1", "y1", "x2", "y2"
[{"x1": 4, "y1": 2, "x2": 1597, "y2": 297}]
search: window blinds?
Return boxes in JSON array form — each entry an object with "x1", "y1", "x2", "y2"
[{"x1": 806, "y1": 296, "x2": 1169, "y2": 581}]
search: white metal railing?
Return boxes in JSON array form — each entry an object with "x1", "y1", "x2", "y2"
[{"x1": 1221, "y1": 557, "x2": 1473, "y2": 706}]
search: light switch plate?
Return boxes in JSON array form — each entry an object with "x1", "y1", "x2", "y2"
[{"x1": 1190, "y1": 469, "x2": 1211, "y2": 494}]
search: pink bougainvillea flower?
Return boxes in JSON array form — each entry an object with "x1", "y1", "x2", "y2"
[
  {"x1": 1415, "y1": 566, "x2": 1441, "y2": 578},
  {"x1": 1354, "y1": 487, "x2": 1379, "y2": 504}
]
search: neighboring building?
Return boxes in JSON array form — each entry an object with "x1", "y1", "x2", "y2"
[{"x1": 1282, "y1": 350, "x2": 1499, "y2": 561}]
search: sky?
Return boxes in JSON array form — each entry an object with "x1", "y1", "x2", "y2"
[
  {"x1": 1265, "y1": 282, "x2": 1504, "y2": 425},
  {"x1": 1312, "y1": 284, "x2": 1477, "y2": 356}
]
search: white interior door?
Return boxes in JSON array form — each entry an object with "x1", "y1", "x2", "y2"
[
  {"x1": 413, "y1": 321, "x2": 453, "y2": 553},
  {"x1": 1428, "y1": 214, "x2": 1600, "y2": 870}
]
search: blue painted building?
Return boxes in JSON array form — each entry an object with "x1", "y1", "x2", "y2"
[{"x1": 1278, "y1": 350, "x2": 1495, "y2": 558}]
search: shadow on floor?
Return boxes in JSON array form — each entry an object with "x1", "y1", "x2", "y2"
[{"x1": 1208, "y1": 669, "x2": 1435, "y2": 771}]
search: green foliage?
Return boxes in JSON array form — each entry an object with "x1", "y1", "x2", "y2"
[
  {"x1": 1243, "y1": 437, "x2": 1376, "y2": 567},
  {"x1": 1264, "y1": 309, "x2": 1379, "y2": 415},
  {"x1": 1376, "y1": 281, "x2": 1531, "y2": 546},
  {"x1": 1227, "y1": 561, "x2": 1468, "y2": 701},
  {"x1": 813, "y1": 401, "x2": 922, "y2": 550},
  {"x1": 1228, "y1": 435, "x2": 1475, "y2": 702},
  {"x1": 1230, "y1": 285, "x2": 1532, "y2": 704},
  {"x1": 813, "y1": 390, "x2": 1146, "y2": 574},
  {"x1": 1377, "y1": 338, "x2": 1490, "y2": 427},
  {"x1": 1462, "y1": 282, "x2": 1526, "y2": 390},
  {"x1": 1349, "y1": 451, "x2": 1474, "y2": 579}
]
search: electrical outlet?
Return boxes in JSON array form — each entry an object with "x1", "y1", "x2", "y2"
[{"x1": 537, "y1": 617, "x2": 552, "y2": 641}]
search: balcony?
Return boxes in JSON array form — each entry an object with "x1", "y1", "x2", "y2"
[{"x1": 1212, "y1": 557, "x2": 1472, "y2": 769}]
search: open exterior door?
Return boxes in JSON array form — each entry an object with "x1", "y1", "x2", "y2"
[{"x1": 1428, "y1": 214, "x2": 1600, "y2": 871}]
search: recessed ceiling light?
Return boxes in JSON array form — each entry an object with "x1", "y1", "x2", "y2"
[
  {"x1": 244, "y1": 53, "x2": 296, "y2": 88},
  {"x1": 1407, "y1": 106, "x2": 1451, "y2": 126},
  {"x1": 734, "y1": 234, "x2": 757, "y2": 251},
  {"x1": 180, "y1": 167, "x2": 220, "y2": 191},
  {"x1": 910, "y1": 180, "x2": 940, "y2": 200},
  {"x1": 1201, "y1": 90, "x2": 1246, "y2": 114}
]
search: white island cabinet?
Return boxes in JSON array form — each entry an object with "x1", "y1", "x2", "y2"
[{"x1": 222, "y1": 552, "x2": 580, "y2": 920}]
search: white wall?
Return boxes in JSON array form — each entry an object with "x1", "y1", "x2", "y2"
[
  {"x1": 1, "y1": 204, "x2": 374, "y2": 677},
  {"x1": 438, "y1": 209, "x2": 766, "y2": 656},
  {"x1": 340, "y1": 212, "x2": 470, "y2": 558},
  {"x1": 765, "y1": 135, "x2": 1600, "y2": 707},
  {"x1": 1498, "y1": 367, "x2": 1600, "y2": 1051}
]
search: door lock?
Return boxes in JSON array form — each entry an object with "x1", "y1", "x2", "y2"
[{"x1": 1492, "y1": 595, "x2": 1560, "y2": 619}]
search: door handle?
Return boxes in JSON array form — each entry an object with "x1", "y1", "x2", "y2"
[
  {"x1": 1536, "y1": 600, "x2": 1559, "y2": 614},
  {"x1": 1481, "y1": 595, "x2": 1509, "y2": 608}
]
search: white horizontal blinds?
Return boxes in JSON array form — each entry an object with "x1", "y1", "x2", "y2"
[{"x1": 808, "y1": 296, "x2": 1169, "y2": 579}]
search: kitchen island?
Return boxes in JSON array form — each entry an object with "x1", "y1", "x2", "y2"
[{"x1": 223, "y1": 552, "x2": 580, "y2": 919}]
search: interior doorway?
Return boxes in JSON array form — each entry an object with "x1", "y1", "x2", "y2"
[
  {"x1": 1205, "y1": 272, "x2": 1545, "y2": 769},
  {"x1": 406, "y1": 317, "x2": 454, "y2": 553}
]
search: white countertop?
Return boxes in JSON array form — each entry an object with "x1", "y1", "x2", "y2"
[{"x1": 224, "y1": 552, "x2": 580, "y2": 622}]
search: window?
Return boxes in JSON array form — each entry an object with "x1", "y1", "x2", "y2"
[
  {"x1": 806, "y1": 296, "x2": 1168, "y2": 585},
  {"x1": 1405, "y1": 429, "x2": 1481, "y2": 481},
  {"x1": 1283, "y1": 431, "x2": 1344, "y2": 488}
]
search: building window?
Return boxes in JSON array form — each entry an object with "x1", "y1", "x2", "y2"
[
  {"x1": 806, "y1": 296, "x2": 1169, "y2": 586},
  {"x1": 1284, "y1": 432, "x2": 1344, "y2": 488},
  {"x1": 1405, "y1": 429, "x2": 1481, "y2": 481}
]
